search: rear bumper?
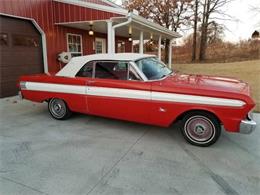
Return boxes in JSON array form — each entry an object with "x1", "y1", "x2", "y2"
[
  {"x1": 18, "y1": 91, "x2": 23, "y2": 99},
  {"x1": 239, "y1": 118, "x2": 257, "y2": 134}
]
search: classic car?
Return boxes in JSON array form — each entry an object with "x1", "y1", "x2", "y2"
[{"x1": 18, "y1": 53, "x2": 256, "y2": 146}]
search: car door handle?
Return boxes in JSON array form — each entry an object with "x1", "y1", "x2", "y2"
[{"x1": 88, "y1": 80, "x2": 95, "y2": 84}]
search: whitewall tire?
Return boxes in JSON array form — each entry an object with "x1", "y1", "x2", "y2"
[{"x1": 181, "y1": 111, "x2": 221, "y2": 147}]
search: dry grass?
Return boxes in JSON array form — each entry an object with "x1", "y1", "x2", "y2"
[
  {"x1": 174, "y1": 60, "x2": 260, "y2": 112},
  {"x1": 172, "y1": 40, "x2": 260, "y2": 64}
]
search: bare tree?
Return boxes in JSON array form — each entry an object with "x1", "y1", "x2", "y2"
[
  {"x1": 192, "y1": 0, "x2": 199, "y2": 61},
  {"x1": 250, "y1": 5, "x2": 260, "y2": 27},
  {"x1": 124, "y1": 0, "x2": 193, "y2": 63},
  {"x1": 207, "y1": 21, "x2": 224, "y2": 44},
  {"x1": 199, "y1": 0, "x2": 232, "y2": 61}
]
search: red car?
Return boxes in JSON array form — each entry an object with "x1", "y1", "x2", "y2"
[{"x1": 18, "y1": 53, "x2": 256, "y2": 146}]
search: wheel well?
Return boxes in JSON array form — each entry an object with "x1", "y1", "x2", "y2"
[
  {"x1": 174, "y1": 109, "x2": 222, "y2": 124},
  {"x1": 45, "y1": 98, "x2": 71, "y2": 110},
  {"x1": 45, "y1": 98, "x2": 51, "y2": 102}
]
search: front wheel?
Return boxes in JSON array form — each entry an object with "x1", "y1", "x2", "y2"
[
  {"x1": 48, "y1": 98, "x2": 71, "y2": 120},
  {"x1": 181, "y1": 111, "x2": 221, "y2": 147}
]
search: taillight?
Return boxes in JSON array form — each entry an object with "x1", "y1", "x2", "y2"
[{"x1": 19, "y1": 81, "x2": 27, "y2": 89}]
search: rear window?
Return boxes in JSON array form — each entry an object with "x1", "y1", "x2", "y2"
[{"x1": 76, "y1": 61, "x2": 94, "y2": 78}]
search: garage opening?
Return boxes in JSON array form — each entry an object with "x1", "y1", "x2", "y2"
[{"x1": 0, "y1": 15, "x2": 44, "y2": 98}]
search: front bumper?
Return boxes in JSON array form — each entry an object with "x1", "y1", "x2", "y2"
[{"x1": 239, "y1": 118, "x2": 257, "y2": 134}]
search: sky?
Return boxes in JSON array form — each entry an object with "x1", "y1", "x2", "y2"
[
  {"x1": 116, "y1": 0, "x2": 260, "y2": 43},
  {"x1": 220, "y1": 0, "x2": 260, "y2": 42}
]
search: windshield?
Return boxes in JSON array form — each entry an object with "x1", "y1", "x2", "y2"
[{"x1": 135, "y1": 57, "x2": 172, "y2": 80}]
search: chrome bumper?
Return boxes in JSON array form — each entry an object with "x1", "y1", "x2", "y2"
[
  {"x1": 18, "y1": 91, "x2": 23, "y2": 100},
  {"x1": 239, "y1": 118, "x2": 257, "y2": 134}
]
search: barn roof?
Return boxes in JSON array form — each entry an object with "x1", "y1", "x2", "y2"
[
  {"x1": 54, "y1": 0, "x2": 127, "y2": 15},
  {"x1": 81, "y1": 0, "x2": 123, "y2": 8}
]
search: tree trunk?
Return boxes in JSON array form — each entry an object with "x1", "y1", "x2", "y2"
[
  {"x1": 199, "y1": 24, "x2": 208, "y2": 61},
  {"x1": 199, "y1": 0, "x2": 210, "y2": 61},
  {"x1": 192, "y1": 0, "x2": 199, "y2": 61}
]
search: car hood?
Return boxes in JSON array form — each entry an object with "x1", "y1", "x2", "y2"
[{"x1": 152, "y1": 73, "x2": 252, "y2": 101}]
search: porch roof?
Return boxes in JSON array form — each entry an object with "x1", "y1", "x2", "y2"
[
  {"x1": 55, "y1": 14, "x2": 181, "y2": 40},
  {"x1": 54, "y1": 0, "x2": 181, "y2": 40}
]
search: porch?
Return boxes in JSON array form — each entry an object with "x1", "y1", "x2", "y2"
[{"x1": 56, "y1": 12, "x2": 181, "y2": 67}]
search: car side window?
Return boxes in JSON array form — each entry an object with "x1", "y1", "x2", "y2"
[
  {"x1": 95, "y1": 61, "x2": 128, "y2": 80},
  {"x1": 76, "y1": 61, "x2": 94, "y2": 77}
]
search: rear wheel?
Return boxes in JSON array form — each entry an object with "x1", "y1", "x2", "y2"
[
  {"x1": 181, "y1": 111, "x2": 221, "y2": 147},
  {"x1": 48, "y1": 98, "x2": 71, "y2": 120}
]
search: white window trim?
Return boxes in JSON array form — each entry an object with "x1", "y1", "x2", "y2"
[{"x1": 66, "y1": 33, "x2": 83, "y2": 56}]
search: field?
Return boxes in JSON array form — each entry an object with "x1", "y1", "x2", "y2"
[{"x1": 173, "y1": 60, "x2": 260, "y2": 112}]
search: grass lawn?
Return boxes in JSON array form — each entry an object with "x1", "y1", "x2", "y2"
[{"x1": 174, "y1": 60, "x2": 260, "y2": 112}]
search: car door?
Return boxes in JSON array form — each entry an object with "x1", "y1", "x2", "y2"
[
  {"x1": 86, "y1": 60, "x2": 153, "y2": 124},
  {"x1": 74, "y1": 60, "x2": 95, "y2": 114}
]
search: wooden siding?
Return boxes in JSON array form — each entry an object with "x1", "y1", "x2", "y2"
[
  {"x1": 53, "y1": 1, "x2": 121, "y2": 23},
  {"x1": 0, "y1": 0, "x2": 130, "y2": 73}
]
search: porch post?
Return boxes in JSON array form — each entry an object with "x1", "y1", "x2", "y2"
[
  {"x1": 168, "y1": 39, "x2": 174, "y2": 68},
  {"x1": 111, "y1": 29, "x2": 115, "y2": 53},
  {"x1": 139, "y1": 31, "x2": 144, "y2": 54},
  {"x1": 107, "y1": 20, "x2": 113, "y2": 54},
  {"x1": 158, "y1": 35, "x2": 162, "y2": 60}
]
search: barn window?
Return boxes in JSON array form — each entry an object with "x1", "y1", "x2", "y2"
[
  {"x1": 95, "y1": 38, "x2": 106, "y2": 54},
  {"x1": 12, "y1": 34, "x2": 40, "y2": 47},
  {"x1": 117, "y1": 41, "x2": 125, "y2": 53},
  {"x1": 67, "y1": 33, "x2": 82, "y2": 57},
  {"x1": 0, "y1": 33, "x2": 8, "y2": 46}
]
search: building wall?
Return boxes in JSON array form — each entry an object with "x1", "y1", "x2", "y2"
[
  {"x1": 0, "y1": 0, "x2": 131, "y2": 73},
  {"x1": 53, "y1": 1, "x2": 120, "y2": 23}
]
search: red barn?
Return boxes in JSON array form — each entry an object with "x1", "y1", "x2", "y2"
[{"x1": 0, "y1": 0, "x2": 180, "y2": 97}]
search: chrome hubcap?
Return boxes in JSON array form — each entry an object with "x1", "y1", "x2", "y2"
[
  {"x1": 54, "y1": 104, "x2": 62, "y2": 112},
  {"x1": 50, "y1": 99, "x2": 66, "y2": 118},
  {"x1": 194, "y1": 124, "x2": 206, "y2": 135},
  {"x1": 185, "y1": 116, "x2": 215, "y2": 143}
]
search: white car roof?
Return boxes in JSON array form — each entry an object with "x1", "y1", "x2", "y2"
[{"x1": 56, "y1": 53, "x2": 155, "y2": 77}]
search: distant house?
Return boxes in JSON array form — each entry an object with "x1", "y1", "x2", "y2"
[{"x1": 252, "y1": 29, "x2": 260, "y2": 39}]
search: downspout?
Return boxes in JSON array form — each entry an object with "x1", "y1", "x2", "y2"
[{"x1": 111, "y1": 13, "x2": 132, "y2": 53}]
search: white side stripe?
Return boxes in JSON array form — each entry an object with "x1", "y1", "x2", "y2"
[
  {"x1": 152, "y1": 92, "x2": 245, "y2": 107},
  {"x1": 25, "y1": 82, "x2": 86, "y2": 95},
  {"x1": 87, "y1": 86, "x2": 150, "y2": 100},
  {"x1": 23, "y1": 82, "x2": 246, "y2": 107}
]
